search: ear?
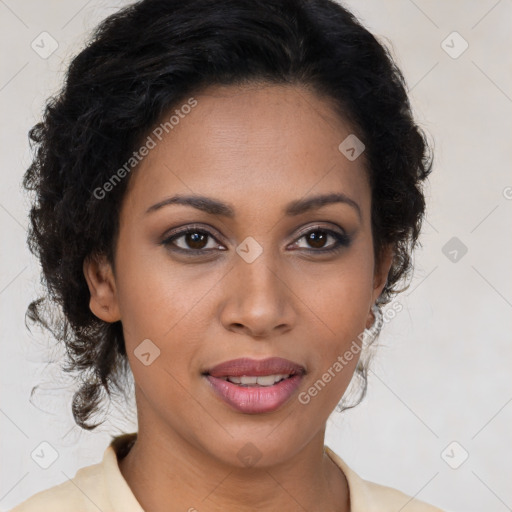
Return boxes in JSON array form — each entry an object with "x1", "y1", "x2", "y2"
[
  {"x1": 83, "y1": 253, "x2": 121, "y2": 323},
  {"x1": 371, "y1": 244, "x2": 394, "y2": 305}
]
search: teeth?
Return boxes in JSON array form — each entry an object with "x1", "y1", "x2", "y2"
[
  {"x1": 225, "y1": 374, "x2": 290, "y2": 386},
  {"x1": 254, "y1": 374, "x2": 286, "y2": 386}
]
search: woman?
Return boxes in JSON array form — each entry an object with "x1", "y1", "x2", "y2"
[{"x1": 12, "y1": 0, "x2": 442, "y2": 510}]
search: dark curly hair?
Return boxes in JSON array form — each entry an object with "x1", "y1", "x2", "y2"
[{"x1": 23, "y1": 0, "x2": 433, "y2": 430}]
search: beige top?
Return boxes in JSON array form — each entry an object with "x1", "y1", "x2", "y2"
[{"x1": 10, "y1": 433, "x2": 444, "y2": 511}]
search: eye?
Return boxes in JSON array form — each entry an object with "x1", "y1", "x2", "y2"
[
  {"x1": 291, "y1": 227, "x2": 351, "y2": 253},
  {"x1": 161, "y1": 224, "x2": 351, "y2": 256},
  {"x1": 161, "y1": 225, "x2": 225, "y2": 254}
]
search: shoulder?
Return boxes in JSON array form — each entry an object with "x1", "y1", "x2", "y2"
[
  {"x1": 9, "y1": 434, "x2": 143, "y2": 512},
  {"x1": 353, "y1": 478, "x2": 445, "y2": 512},
  {"x1": 8, "y1": 458, "x2": 108, "y2": 511},
  {"x1": 324, "y1": 446, "x2": 445, "y2": 512}
]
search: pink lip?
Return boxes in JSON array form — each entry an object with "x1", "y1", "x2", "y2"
[
  {"x1": 206, "y1": 357, "x2": 305, "y2": 378},
  {"x1": 204, "y1": 357, "x2": 306, "y2": 414},
  {"x1": 205, "y1": 374, "x2": 304, "y2": 414}
]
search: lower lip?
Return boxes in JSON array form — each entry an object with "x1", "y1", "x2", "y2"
[{"x1": 205, "y1": 374, "x2": 303, "y2": 414}]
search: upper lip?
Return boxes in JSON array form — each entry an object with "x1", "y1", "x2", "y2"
[{"x1": 205, "y1": 357, "x2": 306, "y2": 378}]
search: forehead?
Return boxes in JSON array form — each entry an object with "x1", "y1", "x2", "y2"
[{"x1": 123, "y1": 83, "x2": 371, "y2": 219}]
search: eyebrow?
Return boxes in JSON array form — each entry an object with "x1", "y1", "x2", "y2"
[{"x1": 145, "y1": 192, "x2": 362, "y2": 221}]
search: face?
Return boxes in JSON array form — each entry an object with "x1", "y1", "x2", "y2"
[{"x1": 84, "y1": 83, "x2": 392, "y2": 468}]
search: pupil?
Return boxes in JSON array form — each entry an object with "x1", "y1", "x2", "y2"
[
  {"x1": 187, "y1": 232, "x2": 207, "y2": 249},
  {"x1": 308, "y1": 231, "x2": 326, "y2": 248}
]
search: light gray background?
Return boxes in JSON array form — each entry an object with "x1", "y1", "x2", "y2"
[{"x1": 1, "y1": 1, "x2": 511, "y2": 511}]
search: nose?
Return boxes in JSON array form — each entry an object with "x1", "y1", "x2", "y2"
[{"x1": 219, "y1": 251, "x2": 296, "y2": 339}]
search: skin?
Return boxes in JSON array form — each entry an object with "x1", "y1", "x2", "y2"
[{"x1": 83, "y1": 82, "x2": 393, "y2": 512}]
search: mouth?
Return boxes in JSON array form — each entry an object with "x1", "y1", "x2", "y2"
[
  {"x1": 218, "y1": 374, "x2": 292, "y2": 386},
  {"x1": 203, "y1": 357, "x2": 306, "y2": 414}
]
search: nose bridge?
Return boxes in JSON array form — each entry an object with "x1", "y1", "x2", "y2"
[
  {"x1": 234, "y1": 238, "x2": 283, "y2": 305},
  {"x1": 221, "y1": 238, "x2": 293, "y2": 335}
]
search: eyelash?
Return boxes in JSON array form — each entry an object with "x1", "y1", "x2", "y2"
[{"x1": 160, "y1": 224, "x2": 351, "y2": 256}]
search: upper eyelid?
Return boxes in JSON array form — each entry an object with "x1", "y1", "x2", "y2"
[
  {"x1": 164, "y1": 223, "x2": 223, "y2": 242},
  {"x1": 293, "y1": 223, "x2": 346, "y2": 238}
]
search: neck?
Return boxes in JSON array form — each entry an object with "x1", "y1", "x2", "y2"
[{"x1": 118, "y1": 426, "x2": 349, "y2": 512}]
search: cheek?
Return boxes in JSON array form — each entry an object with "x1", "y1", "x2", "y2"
[
  {"x1": 295, "y1": 250, "x2": 374, "y2": 337},
  {"x1": 303, "y1": 277, "x2": 369, "y2": 379},
  {"x1": 292, "y1": 247, "x2": 374, "y2": 393},
  {"x1": 114, "y1": 262, "x2": 227, "y2": 406},
  {"x1": 114, "y1": 231, "x2": 222, "y2": 341},
  {"x1": 296, "y1": 273, "x2": 369, "y2": 414}
]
